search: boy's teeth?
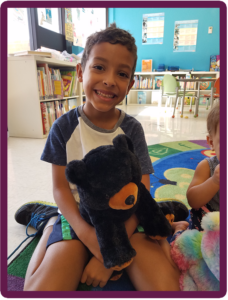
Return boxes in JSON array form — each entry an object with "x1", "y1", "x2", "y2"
[{"x1": 96, "y1": 91, "x2": 114, "y2": 98}]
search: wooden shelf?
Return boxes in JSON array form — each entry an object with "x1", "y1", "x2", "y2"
[{"x1": 8, "y1": 56, "x2": 83, "y2": 138}]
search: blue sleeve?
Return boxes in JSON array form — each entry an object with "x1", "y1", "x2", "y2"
[
  {"x1": 120, "y1": 116, "x2": 154, "y2": 174},
  {"x1": 41, "y1": 120, "x2": 67, "y2": 166},
  {"x1": 130, "y1": 122, "x2": 154, "y2": 174}
]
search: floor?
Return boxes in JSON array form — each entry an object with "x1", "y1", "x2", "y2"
[{"x1": 7, "y1": 105, "x2": 209, "y2": 264}]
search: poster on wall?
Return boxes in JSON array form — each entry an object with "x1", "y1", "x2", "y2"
[
  {"x1": 65, "y1": 8, "x2": 73, "y2": 42},
  {"x1": 38, "y1": 8, "x2": 52, "y2": 25},
  {"x1": 173, "y1": 20, "x2": 198, "y2": 52},
  {"x1": 71, "y1": 8, "x2": 106, "y2": 48},
  {"x1": 142, "y1": 13, "x2": 164, "y2": 45}
]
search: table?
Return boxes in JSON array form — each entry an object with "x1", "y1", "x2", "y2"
[{"x1": 176, "y1": 78, "x2": 217, "y2": 117}]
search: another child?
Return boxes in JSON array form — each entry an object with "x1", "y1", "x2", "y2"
[
  {"x1": 187, "y1": 102, "x2": 220, "y2": 231},
  {"x1": 16, "y1": 24, "x2": 182, "y2": 291}
]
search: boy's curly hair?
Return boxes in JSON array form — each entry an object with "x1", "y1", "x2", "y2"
[
  {"x1": 81, "y1": 23, "x2": 137, "y2": 81},
  {"x1": 207, "y1": 101, "x2": 220, "y2": 136}
]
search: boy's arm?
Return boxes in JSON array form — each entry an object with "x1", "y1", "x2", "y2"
[
  {"x1": 124, "y1": 174, "x2": 150, "y2": 237},
  {"x1": 187, "y1": 159, "x2": 220, "y2": 209},
  {"x1": 52, "y1": 164, "x2": 103, "y2": 263}
]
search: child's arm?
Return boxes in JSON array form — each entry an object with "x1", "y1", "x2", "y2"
[
  {"x1": 187, "y1": 160, "x2": 220, "y2": 209},
  {"x1": 52, "y1": 164, "x2": 103, "y2": 263}
]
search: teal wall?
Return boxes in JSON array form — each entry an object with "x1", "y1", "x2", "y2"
[{"x1": 108, "y1": 8, "x2": 219, "y2": 72}]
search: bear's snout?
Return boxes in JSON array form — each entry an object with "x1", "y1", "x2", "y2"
[
  {"x1": 125, "y1": 195, "x2": 135, "y2": 205},
  {"x1": 109, "y1": 182, "x2": 138, "y2": 210}
]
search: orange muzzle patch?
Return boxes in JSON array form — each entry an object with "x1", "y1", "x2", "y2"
[{"x1": 109, "y1": 182, "x2": 138, "y2": 210}]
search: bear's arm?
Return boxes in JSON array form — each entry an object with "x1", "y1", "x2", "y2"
[
  {"x1": 135, "y1": 182, "x2": 172, "y2": 238},
  {"x1": 87, "y1": 209, "x2": 136, "y2": 270}
]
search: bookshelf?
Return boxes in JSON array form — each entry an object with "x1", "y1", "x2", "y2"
[
  {"x1": 8, "y1": 56, "x2": 83, "y2": 138},
  {"x1": 127, "y1": 71, "x2": 220, "y2": 106}
]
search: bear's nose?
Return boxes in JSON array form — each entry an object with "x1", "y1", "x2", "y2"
[{"x1": 125, "y1": 195, "x2": 135, "y2": 205}]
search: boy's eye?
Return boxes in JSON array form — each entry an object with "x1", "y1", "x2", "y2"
[
  {"x1": 119, "y1": 72, "x2": 129, "y2": 78},
  {"x1": 93, "y1": 65, "x2": 103, "y2": 71}
]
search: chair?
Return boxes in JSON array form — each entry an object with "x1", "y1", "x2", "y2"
[
  {"x1": 202, "y1": 77, "x2": 220, "y2": 109},
  {"x1": 162, "y1": 75, "x2": 195, "y2": 118}
]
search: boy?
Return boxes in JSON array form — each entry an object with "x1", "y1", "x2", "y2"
[
  {"x1": 17, "y1": 24, "x2": 181, "y2": 291},
  {"x1": 187, "y1": 102, "x2": 220, "y2": 231}
]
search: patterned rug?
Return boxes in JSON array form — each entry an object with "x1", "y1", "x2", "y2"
[
  {"x1": 7, "y1": 140, "x2": 214, "y2": 291},
  {"x1": 149, "y1": 140, "x2": 215, "y2": 209}
]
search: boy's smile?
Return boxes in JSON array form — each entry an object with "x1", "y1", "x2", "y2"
[{"x1": 77, "y1": 42, "x2": 135, "y2": 116}]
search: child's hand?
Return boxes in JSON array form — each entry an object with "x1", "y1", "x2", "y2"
[
  {"x1": 212, "y1": 164, "x2": 220, "y2": 186},
  {"x1": 81, "y1": 256, "x2": 113, "y2": 288}
]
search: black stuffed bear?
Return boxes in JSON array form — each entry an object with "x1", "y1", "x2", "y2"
[{"x1": 65, "y1": 134, "x2": 174, "y2": 272}]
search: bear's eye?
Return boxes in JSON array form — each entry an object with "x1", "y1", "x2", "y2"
[{"x1": 105, "y1": 194, "x2": 109, "y2": 199}]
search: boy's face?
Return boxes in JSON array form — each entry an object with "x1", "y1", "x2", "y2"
[
  {"x1": 207, "y1": 123, "x2": 220, "y2": 161},
  {"x1": 77, "y1": 42, "x2": 135, "y2": 112}
]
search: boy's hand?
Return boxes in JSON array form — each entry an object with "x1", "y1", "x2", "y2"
[
  {"x1": 212, "y1": 164, "x2": 220, "y2": 186},
  {"x1": 81, "y1": 256, "x2": 113, "y2": 288}
]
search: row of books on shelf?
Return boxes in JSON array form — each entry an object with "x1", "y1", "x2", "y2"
[
  {"x1": 37, "y1": 63, "x2": 78, "y2": 100},
  {"x1": 40, "y1": 99, "x2": 77, "y2": 135},
  {"x1": 132, "y1": 75, "x2": 154, "y2": 89},
  {"x1": 136, "y1": 93, "x2": 210, "y2": 105},
  {"x1": 132, "y1": 75, "x2": 214, "y2": 91}
]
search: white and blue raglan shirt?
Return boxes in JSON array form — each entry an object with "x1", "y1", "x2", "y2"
[{"x1": 41, "y1": 105, "x2": 153, "y2": 212}]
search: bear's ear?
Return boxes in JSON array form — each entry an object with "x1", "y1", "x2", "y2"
[
  {"x1": 65, "y1": 160, "x2": 87, "y2": 187},
  {"x1": 113, "y1": 134, "x2": 135, "y2": 153}
]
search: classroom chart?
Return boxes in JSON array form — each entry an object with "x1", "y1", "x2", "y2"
[
  {"x1": 142, "y1": 13, "x2": 164, "y2": 45},
  {"x1": 173, "y1": 20, "x2": 198, "y2": 52}
]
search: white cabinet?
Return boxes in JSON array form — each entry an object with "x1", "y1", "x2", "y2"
[
  {"x1": 8, "y1": 56, "x2": 83, "y2": 138},
  {"x1": 127, "y1": 71, "x2": 220, "y2": 107}
]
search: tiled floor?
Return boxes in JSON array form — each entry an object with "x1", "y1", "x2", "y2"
[{"x1": 7, "y1": 105, "x2": 209, "y2": 263}]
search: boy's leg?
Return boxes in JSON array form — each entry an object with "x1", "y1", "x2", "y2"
[
  {"x1": 24, "y1": 219, "x2": 90, "y2": 291},
  {"x1": 126, "y1": 233, "x2": 180, "y2": 291}
]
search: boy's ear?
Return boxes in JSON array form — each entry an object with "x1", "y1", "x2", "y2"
[
  {"x1": 76, "y1": 63, "x2": 83, "y2": 82},
  {"x1": 207, "y1": 135, "x2": 214, "y2": 150},
  {"x1": 127, "y1": 79, "x2": 135, "y2": 94}
]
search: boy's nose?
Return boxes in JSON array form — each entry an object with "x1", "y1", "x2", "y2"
[{"x1": 103, "y1": 73, "x2": 116, "y2": 87}]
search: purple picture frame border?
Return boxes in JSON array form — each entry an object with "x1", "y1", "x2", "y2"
[{"x1": 1, "y1": 1, "x2": 226, "y2": 298}]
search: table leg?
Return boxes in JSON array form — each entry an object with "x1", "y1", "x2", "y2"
[
  {"x1": 181, "y1": 82, "x2": 186, "y2": 118},
  {"x1": 210, "y1": 87, "x2": 214, "y2": 108},
  {"x1": 172, "y1": 88, "x2": 179, "y2": 118},
  {"x1": 194, "y1": 82, "x2": 200, "y2": 117}
]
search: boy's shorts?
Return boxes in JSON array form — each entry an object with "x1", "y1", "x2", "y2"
[
  {"x1": 46, "y1": 214, "x2": 140, "y2": 250},
  {"x1": 46, "y1": 214, "x2": 80, "y2": 249}
]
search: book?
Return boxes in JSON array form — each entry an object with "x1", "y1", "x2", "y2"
[
  {"x1": 200, "y1": 77, "x2": 212, "y2": 90},
  {"x1": 137, "y1": 91, "x2": 147, "y2": 104},
  {"x1": 38, "y1": 70, "x2": 46, "y2": 99},
  {"x1": 40, "y1": 102, "x2": 50, "y2": 134},
  {"x1": 13, "y1": 50, "x2": 52, "y2": 57},
  {"x1": 154, "y1": 76, "x2": 163, "y2": 89},
  {"x1": 52, "y1": 80, "x2": 63, "y2": 98},
  {"x1": 142, "y1": 59, "x2": 152, "y2": 72},
  {"x1": 37, "y1": 63, "x2": 53, "y2": 98},
  {"x1": 37, "y1": 67, "x2": 49, "y2": 99},
  {"x1": 210, "y1": 55, "x2": 220, "y2": 71},
  {"x1": 37, "y1": 71, "x2": 43, "y2": 100},
  {"x1": 199, "y1": 97, "x2": 208, "y2": 106},
  {"x1": 184, "y1": 96, "x2": 195, "y2": 105},
  {"x1": 61, "y1": 74, "x2": 73, "y2": 97}
]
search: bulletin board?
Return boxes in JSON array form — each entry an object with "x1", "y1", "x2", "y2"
[
  {"x1": 142, "y1": 13, "x2": 164, "y2": 45},
  {"x1": 173, "y1": 20, "x2": 198, "y2": 52}
]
